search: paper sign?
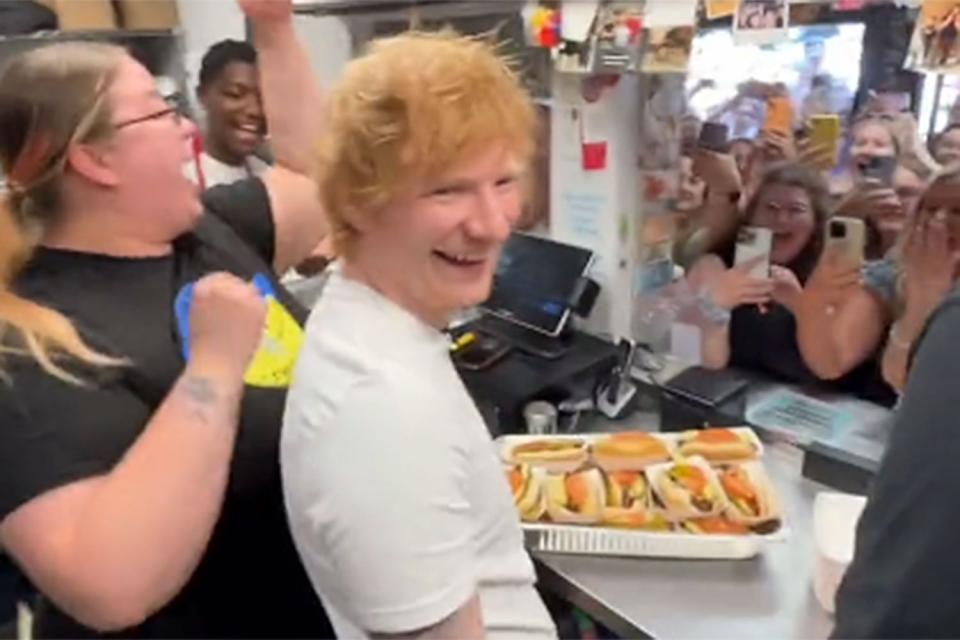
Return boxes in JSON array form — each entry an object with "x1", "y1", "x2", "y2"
[
  {"x1": 746, "y1": 389, "x2": 856, "y2": 444},
  {"x1": 581, "y1": 103, "x2": 609, "y2": 142},
  {"x1": 706, "y1": 0, "x2": 739, "y2": 20},
  {"x1": 644, "y1": 0, "x2": 698, "y2": 28},
  {"x1": 734, "y1": 0, "x2": 789, "y2": 45},
  {"x1": 561, "y1": 0, "x2": 600, "y2": 43}
]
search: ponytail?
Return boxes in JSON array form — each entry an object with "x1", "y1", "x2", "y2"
[{"x1": 0, "y1": 194, "x2": 119, "y2": 384}]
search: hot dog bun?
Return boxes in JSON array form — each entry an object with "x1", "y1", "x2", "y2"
[
  {"x1": 682, "y1": 516, "x2": 750, "y2": 535},
  {"x1": 602, "y1": 508, "x2": 671, "y2": 530},
  {"x1": 506, "y1": 465, "x2": 547, "y2": 522},
  {"x1": 592, "y1": 432, "x2": 670, "y2": 471},
  {"x1": 719, "y1": 463, "x2": 781, "y2": 530},
  {"x1": 678, "y1": 428, "x2": 757, "y2": 462},
  {"x1": 649, "y1": 458, "x2": 724, "y2": 520},
  {"x1": 510, "y1": 438, "x2": 588, "y2": 473}
]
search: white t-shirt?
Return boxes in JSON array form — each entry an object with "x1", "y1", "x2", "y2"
[
  {"x1": 281, "y1": 268, "x2": 556, "y2": 639},
  {"x1": 195, "y1": 151, "x2": 269, "y2": 189}
]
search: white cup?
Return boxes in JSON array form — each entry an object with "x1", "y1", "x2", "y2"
[{"x1": 524, "y1": 401, "x2": 558, "y2": 435}]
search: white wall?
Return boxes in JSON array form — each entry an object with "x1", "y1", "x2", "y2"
[
  {"x1": 292, "y1": 15, "x2": 352, "y2": 88},
  {"x1": 176, "y1": 0, "x2": 245, "y2": 100}
]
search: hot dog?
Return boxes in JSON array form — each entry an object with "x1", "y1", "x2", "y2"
[
  {"x1": 718, "y1": 463, "x2": 781, "y2": 531},
  {"x1": 651, "y1": 459, "x2": 723, "y2": 519},
  {"x1": 544, "y1": 468, "x2": 605, "y2": 524},
  {"x1": 592, "y1": 432, "x2": 670, "y2": 471},
  {"x1": 601, "y1": 469, "x2": 670, "y2": 530},
  {"x1": 682, "y1": 516, "x2": 750, "y2": 535},
  {"x1": 506, "y1": 465, "x2": 546, "y2": 522},
  {"x1": 510, "y1": 438, "x2": 588, "y2": 473},
  {"x1": 678, "y1": 428, "x2": 758, "y2": 462}
]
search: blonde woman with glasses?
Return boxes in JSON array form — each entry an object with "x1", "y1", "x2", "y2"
[{"x1": 0, "y1": 0, "x2": 334, "y2": 636}]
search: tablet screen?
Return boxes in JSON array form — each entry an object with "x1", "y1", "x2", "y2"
[{"x1": 482, "y1": 233, "x2": 594, "y2": 336}]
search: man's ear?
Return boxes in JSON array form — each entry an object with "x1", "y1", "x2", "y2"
[{"x1": 65, "y1": 142, "x2": 120, "y2": 187}]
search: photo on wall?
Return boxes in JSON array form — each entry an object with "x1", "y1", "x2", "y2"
[
  {"x1": 705, "y1": 0, "x2": 739, "y2": 20},
  {"x1": 638, "y1": 75, "x2": 685, "y2": 170},
  {"x1": 733, "y1": 0, "x2": 789, "y2": 45},
  {"x1": 905, "y1": 0, "x2": 960, "y2": 74},
  {"x1": 592, "y1": 1, "x2": 645, "y2": 72},
  {"x1": 641, "y1": 26, "x2": 696, "y2": 73}
]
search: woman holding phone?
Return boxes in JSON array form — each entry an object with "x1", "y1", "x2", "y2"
[
  {"x1": 871, "y1": 169, "x2": 960, "y2": 391},
  {"x1": 0, "y1": 0, "x2": 336, "y2": 636},
  {"x1": 689, "y1": 163, "x2": 895, "y2": 403}
]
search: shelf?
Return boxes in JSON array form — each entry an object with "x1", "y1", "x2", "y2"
[
  {"x1": 293, "y1": 0, "x2": 460, "y2": 17},
  {"x1": 0, "y1": 28, "x2": 181, "y2": 45}
]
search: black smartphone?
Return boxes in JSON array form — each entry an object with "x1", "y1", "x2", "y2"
[
  {"x1": 861, "y1": 155, "x2": 897, "y2": 186},
  {"x1": 453, "y1": 333, "x2": 512, "y2": 371},
  {"x1": 698, "y1": 121, "x2": 729, "y2": 153}
]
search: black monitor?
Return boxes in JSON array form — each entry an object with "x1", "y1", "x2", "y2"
[{"x1": 482, "y1": 233, "x2": 594, "y2": 337}]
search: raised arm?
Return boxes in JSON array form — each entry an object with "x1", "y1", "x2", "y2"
[
  {"x1": 242, "y1": 0, "x2": 324, "y2": 174},
  {"x1": 240, "y1": 0, "x2": 330, "y2": 273},
  {"x1": 787, "y1": 251, "x2": 888, "y2": 380},
  {"x1": 882, "y1": 217, "x2": 957, "y2": 391},
  {"x1": 687, "y1": 255, "x2": 772, "y2": 370}
]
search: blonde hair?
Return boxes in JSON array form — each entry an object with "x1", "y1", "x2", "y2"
[
  {"x1": 317, "y1": 30, "x2": 537, "y2": 254},
  {"x1": 0, "y1": 42, "x2": 126, "y2": 382}
]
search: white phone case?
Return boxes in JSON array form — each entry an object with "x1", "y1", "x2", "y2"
[
  {"x1": 734, "y1": 227, "x2": 772, "y2": 279},
  {"x1": 825, "y1": 217, "x2": 865, "y2": 265}
]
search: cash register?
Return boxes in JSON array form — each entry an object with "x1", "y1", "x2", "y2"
[{"x1": 453, "y1": 233, "x2": 622, "y2": 435}]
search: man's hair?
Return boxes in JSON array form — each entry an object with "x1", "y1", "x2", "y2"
[
  {"x1": 317, "y1": 30, "x2": 537, "y2": 254},
  {"x1": 198, "y1": 39, "x2": 257, "y2": 91}
]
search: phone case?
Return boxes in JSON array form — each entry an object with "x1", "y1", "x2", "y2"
[
  {"x1": 734, "y1": 227, "x2": 772, "y2": 279},
  {"x1": 862, "y1": 156, "x2": 897, "y2": 186},
  {"x1": 808, "y1": 115, "x2": 840, "y2": 168},
  {"x1": 764, "y1": 97, "x2": 793, "y2": 134},
  {"x1": 825, "y1": 217, "x2": 865, "y2": 265},
  {"x1": 454, "y1": 336, "x2": 512, "y2": 371}
]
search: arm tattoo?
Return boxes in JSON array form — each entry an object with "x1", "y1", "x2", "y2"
[{"x1": 180, "y1": 376, "x2": 220, "y2": 425}]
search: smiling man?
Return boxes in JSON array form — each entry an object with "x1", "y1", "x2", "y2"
[
  {"x1": 280, "y1": 31, "x2": 557, "y2": 640},
  {"x1": 195, "y1": 39, "x2": 269, "y2": 187}
]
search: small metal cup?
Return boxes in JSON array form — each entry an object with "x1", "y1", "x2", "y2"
[{"x1": 524, "y1": 400, "x2": 558, "y2": 435}]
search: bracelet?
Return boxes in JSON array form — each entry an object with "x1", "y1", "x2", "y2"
[
  {"x1": 697, "y1": 291, "x2": 732, "y2": 325},
  {"x1": 888, "y1": 323, "x2": 912, "y2": 352}
]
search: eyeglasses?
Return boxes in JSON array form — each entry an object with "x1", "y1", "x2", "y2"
[{"x1": 113, "y1": 97, "x2": 183, "y2": 130}]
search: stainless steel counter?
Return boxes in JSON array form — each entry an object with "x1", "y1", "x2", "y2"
[{"x1": 533, "y1": 443, "x2": 835, "y2": 639}]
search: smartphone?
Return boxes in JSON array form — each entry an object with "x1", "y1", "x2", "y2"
[
  {"x1": 764, "y1": 96, "x2": 793, "y2": 135},
  {"x1": 453, "y1": 333, "x2": 511, "y2": 371},
  {"x1": 734, "y1": 226, "x2": 772, "y2": 279},
  {"x1": 698, "y1": 121, "x2": 730, "y2": 153},
  {"x1": 808, "y1": 114, "x2": 840, "y2": 169},
  {"x1": 861, "y1": 155, "x2": 897, "y2": 186},
  {"x1": 825, "y1": 217, "x2": 865, "y2": 265}
]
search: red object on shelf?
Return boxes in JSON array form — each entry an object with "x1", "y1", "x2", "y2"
[
  {"x1": 540, "y1": 25, "x2": 559, "y2": 48},
  {"x1": 582, "y1": 141, "x2": 608, "y2": 171}
]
